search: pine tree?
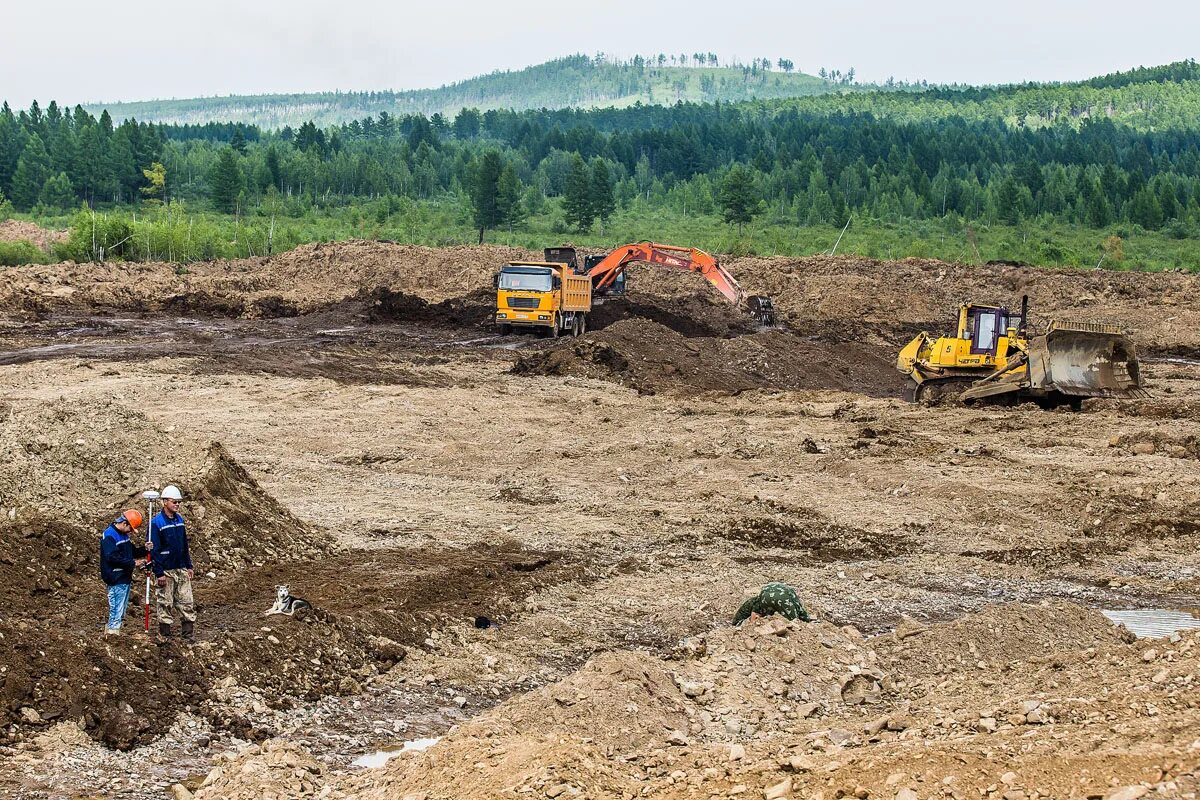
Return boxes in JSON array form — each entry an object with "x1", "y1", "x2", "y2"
[
  {"x1": 11, "y1": 134, "x2": 51, "y2": 211},
  {"x1": 719, "y1": 164, "x2": 761, "y2": 234},
  {"x1": 230, "y1": 127, "x2": 248, "y2": 154},
  {"x1": 995, "y1": 176, "x2": 1023, "y2": 224},
  {"x1": 265, "y1": 145, "x2": 282, "y2": 191},
  {"x1": 1127, "y1": 187, "x2": 1164, "y2": 230},
  {"x1": 589, "y1": 160, "x2": 616, "y2": 231},
  {"x1": 469, "y1": 150, "x2": 504, "y2": 243},
  {"x1": 496, "y1": 163, "x2": 524, "y2": 231},
  {"x1": 563, "y1": 153, "x2": 594, "y2": 232},
  {"x1": 208, "y1": 147, "x2": 244, "y2": 213},
  {"x1": 38, "y1": 172, "x2": 75, "y2": 210}
]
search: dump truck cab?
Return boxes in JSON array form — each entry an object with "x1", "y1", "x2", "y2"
[{"x1": 494, "y1": 261, "x2": 591, "y2": 337}]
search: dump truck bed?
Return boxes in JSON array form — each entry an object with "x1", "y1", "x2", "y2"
[{"x1": 559, "y1": 270, "x2": 592, "y2": 312}]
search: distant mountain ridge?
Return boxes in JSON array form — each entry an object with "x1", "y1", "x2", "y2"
[{"x1": 85, "y1": 55, "x2": 854, "y2": 129}]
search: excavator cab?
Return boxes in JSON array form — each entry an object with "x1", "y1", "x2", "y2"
[{"x1": 584, "y1": 254, "x2": 626, "y2": 295}]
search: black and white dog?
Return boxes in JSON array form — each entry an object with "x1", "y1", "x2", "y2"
[{"x1": 265, "y1": 585, "x2": 312, "y2": 618}]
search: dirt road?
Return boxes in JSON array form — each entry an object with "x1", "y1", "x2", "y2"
[{"x1": 0, "y1": 242, "x2": 1197, "y2": 798}]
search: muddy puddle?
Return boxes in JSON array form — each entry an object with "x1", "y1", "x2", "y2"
[
  {"x1": 351, "y1": 737, "x2": 439, "y2": 768},
  {"x1": 0, "y1": 314, "x2": 526, "y2": 366},
  {"x1": 1102, "y1": 608, "x2": 1200, "y2": 638}
]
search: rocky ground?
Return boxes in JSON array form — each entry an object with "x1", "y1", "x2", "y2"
[{"x1": 0, "y1": 242, "x2": 1197, "y2": 799}]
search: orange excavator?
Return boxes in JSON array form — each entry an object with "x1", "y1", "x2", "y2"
[
  {"x1": 584, "y1": 243, "x2": 743, "y2": 303},
  {"x1": 494, "y1": 243, "x2": 774, "y2": 336}
]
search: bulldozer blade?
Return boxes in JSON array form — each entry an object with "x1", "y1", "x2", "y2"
[{"x1": 1026, "y1": 323, "x2": 1144, "y2": 398}]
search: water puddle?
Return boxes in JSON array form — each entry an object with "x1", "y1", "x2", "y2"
[
  {"x1": 1102, "y1": 608, "x2": 1200, "y2": 638},
  {"x1": 350, "y1": 737, "x2": 440, "y2": 768}
]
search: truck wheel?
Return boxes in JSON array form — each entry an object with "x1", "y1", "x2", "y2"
[
  {"x1": 550, "y1": 315, "x2": 560, "y2": 338},
  {"x1": 579, "y1": 314, "x2": 587, "y2": 335},
  {"x1": 498, "y1": 323, "x2": 512, "y2": 335},
  {"x1": 572, "y1": 316, "x2": 581, "y2": 337}
]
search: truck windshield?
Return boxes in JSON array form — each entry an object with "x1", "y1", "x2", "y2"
[{"x1": 499, "y1": 269, "x2": 553, "y2": 292}]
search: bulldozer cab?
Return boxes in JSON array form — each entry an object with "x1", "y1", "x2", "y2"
[{"x1": 959, "y1": 305, "x2": 1012, "y2": 356}]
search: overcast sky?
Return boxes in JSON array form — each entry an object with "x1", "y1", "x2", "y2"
[{"x1": 4, "y1": 0, "x2": 1198, "y2": 107}]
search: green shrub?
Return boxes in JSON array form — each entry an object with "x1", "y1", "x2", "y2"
[{"x1": 0, "y1": 240, "x2": 49, "y2": 267}]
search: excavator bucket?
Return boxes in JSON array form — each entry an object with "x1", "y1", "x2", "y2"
[
  {"x1": 1026, "y1": 321, "x2": 1145, "y2": 398},
  {"x1": 746, "y1": 295, "x2": 776, "y2": 327}
]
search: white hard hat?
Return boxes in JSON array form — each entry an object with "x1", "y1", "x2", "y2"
[{"x1": 161, "y1": 485, "x2": 183, "y2": 500}]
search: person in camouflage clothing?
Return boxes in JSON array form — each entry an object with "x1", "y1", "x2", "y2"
[{"x1": 733, "y1": 582, "x2": 811, "y2": 625}]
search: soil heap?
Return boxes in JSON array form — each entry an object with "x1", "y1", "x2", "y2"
[{"x1": 199, "y1": 601, "x2": 1200, "y2": 800}]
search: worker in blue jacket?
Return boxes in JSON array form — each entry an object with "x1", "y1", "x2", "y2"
[
  {"x1": 147, "y1": 485, "x2": 196, "y2": 641},
  {"x1": 99, "y1": 509, "x2": 149, "y2": 636}
]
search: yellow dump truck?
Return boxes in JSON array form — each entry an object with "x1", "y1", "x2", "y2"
[{"x1": 493, "y1": 259, "x2": 592, "y2": 337}]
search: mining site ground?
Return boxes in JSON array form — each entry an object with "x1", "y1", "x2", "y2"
[{"x1": 0, "y1": 241, "x2": 1198, "y2": 799}]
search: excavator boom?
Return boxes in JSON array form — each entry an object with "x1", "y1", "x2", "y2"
[{"x1": 586, "y1": 242, "x2": 745, "y2": 305}]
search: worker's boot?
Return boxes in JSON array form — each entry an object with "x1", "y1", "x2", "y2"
[
  {"x1": 180, "y1": 620, "x2": 194, "y2": 642},
  {"x1": 158, "y1": 622, "x2": 172, "y2": 642}
]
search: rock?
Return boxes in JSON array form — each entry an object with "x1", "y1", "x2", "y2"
[
  {"x1": 894, "y1": 616, "x2": 928, "y2": 640},
  {"x1": 1020, "y1": 700, "x2": 1041, "y2": 714},
  {"x1": 764, "y1": 777, "x2": 793, "y2": 799},
  {"x1": 828, "y1": 728, "x2": 856, "y2": 745},
  {"x1": 864, "y1": 717, "x2": 889, "y2": 735},
  {"x1": 454, "y1": 696, "x2": 467, "y2": 708},
  {"x1": 795, "y1": 702, "x2": 820, "y2": 719},
  {"x1": 886, "y1": 715, "x2": 912, "y2": 731},
  {"x1": 729, "y1": 743, "x2": 745, "y2": 761},
  {"x1": 1025, "y1": 708, "x2": 1048, "y2": 724},
  {"x1": 19, "y1": 707, "x2": 41, "y2": 724},
  {"x1": 895, "y1": 790, "x2": 919, "y2": 800},
  {"x1": 681, "y1": 682, "x2": 707, "y2": 698},
  {"x1": 1000, "y1": 771, "x2": 1019, "y2": 785},
  {"x1": 1152, "y1": 668, "x2": 1170, "y2": 684},
  {"x1": 666, "y1": 730, "x2": 689, "y2": 746},
  {"x1": 1142, "y1": 649, "x2": 1159, "y2": 662},
  {"x1": 976, "y1": 717, "x2": 998, "y2": 733},
  {"x1": 171, "y1": 785, "x2": 194, "y2": 800},
  {"x1": 786, "y1": 755, "x2": 815, "y2": 773},
  {"x1": 201, "y1": 767, "x2": 223, "y2": 787},
  {"x1": 1131, "y1": 442, "x2": 1155, "y2": 455},
  {"x1": 1104, "y1": 788, "x2": 1149, "y2": 800},
  {"x1": 756, "y1": 617, "x2": 791, "y2": 637},
  {"x1": 885, "y1": 773, "x2": 907, "y2": 786},
  {"x1": 545, "y1": 784, "x2": 572, "y2": 798}
]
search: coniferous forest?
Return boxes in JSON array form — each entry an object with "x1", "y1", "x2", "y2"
[{"x1": 2, "y1": 59, "x2": 1199, "y2": 269}]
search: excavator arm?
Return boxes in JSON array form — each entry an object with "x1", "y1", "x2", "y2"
[{"x1": 585, "y1": 242, "x2": 745, "y2": 305}]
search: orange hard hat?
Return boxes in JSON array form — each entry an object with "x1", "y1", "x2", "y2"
[{"x1": 120, "y1": 509, "x2": 144, "y2": 530}]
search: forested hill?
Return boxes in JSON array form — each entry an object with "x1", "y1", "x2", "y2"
[{"x1": 86, "y1": 55, "x2": 849, "y2": 128}]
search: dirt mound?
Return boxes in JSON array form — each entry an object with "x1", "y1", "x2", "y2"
[
  {"x1": 0, "y1": 240, "x2": 533, "y2": 320},
  {"x1": 513, "y1": 319, "x2": 904, "y2": 396},
  {"x1": 0, "y1": 220, "x2": 66, "y2": 251},
  {"x1": 877, "y1": 600, "x2": 1133, "y2": 678},
  {"x1": 193, "y1": 740, "x2": 327, "y2": 799},
  {"x1": 587, "y1": 290, "x2": 757, "y2": 339},
  {"x1": 0, "y1": 398, "x2": 329, "y2": 572},
  {"x1": 261, "y1": 601, "x2": 1190, "y2": 800},
  {"x1": 366, "y1": 286, "x2": 493, "y2": 328}
]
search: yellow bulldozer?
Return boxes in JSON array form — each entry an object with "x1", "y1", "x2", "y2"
[{"x1": 896, "y1": 297, "x2": 1146, "y2": 408}]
